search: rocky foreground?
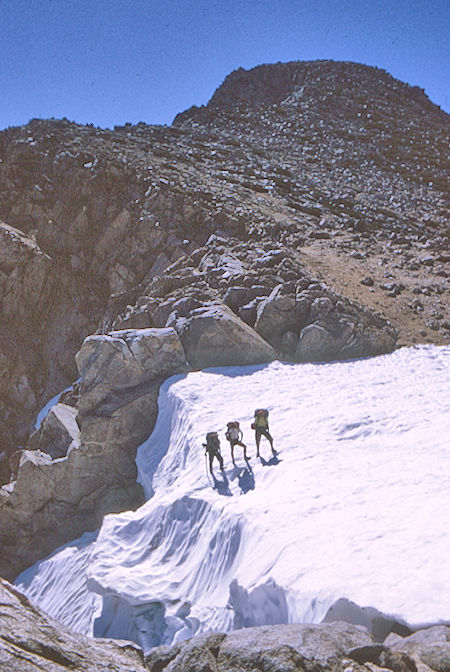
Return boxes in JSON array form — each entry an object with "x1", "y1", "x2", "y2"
[{"x1": 2, "y1": 577, "x2": 450, "y2": 672}]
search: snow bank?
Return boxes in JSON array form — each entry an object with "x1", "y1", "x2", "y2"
[{"x1": 16, "y1": 345, "x2": 450, "y2": 651}]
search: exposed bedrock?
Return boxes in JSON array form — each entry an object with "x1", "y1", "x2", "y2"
[
  {"x1": 0, "y1": 577, "x2": 148, "y2": 672},
  {"x1": 0, "y1": 222, "x2": 97, "y2": 467}
]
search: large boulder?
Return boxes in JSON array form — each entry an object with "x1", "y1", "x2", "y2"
[
  {"x1": 177, "y1": 303, "x2": 276, "y2": 369},
  {"x1": 254, "y1": 286, "x2": 308, "y2": 349},
  {"x1": 294, "y1": 291, "x2": 398, "y2": 362},
  {"x1": 76, "y1": 327, "x2": 189, "y2": 452},
  {"x1": 295, "y1": 323, "x2": 338, "y2": 361},
  {"x1": 145, "y1": 621, "x2": 418, "y2": 672},
  {"x1": 386, "y1": 625, "x2": 450, "y2": 672},
  {"x1": 0, "y1": 578, "x2": 147, "y2": 672}
]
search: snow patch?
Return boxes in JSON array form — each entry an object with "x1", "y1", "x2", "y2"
[{"x1": 16, "y1": 345, "x2": 450, "y2": 651}]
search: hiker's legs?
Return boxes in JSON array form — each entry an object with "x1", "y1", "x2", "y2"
[
  {"x1": 263, "y1": 429, "x2": 274, "y2": 448},
  {"x1": 216, "y1": 450, "x2": 224, "y2": 470},
  {"x1": 255, "y1": 429, "x2": 274, "y2": 456},
  {"x1": 235, "y1": 439, "x2": 248, "y2": 459},
  {"x1": 262, "y1": 428, "x2": 275, "y2": 453},
  {"x1": 255, "y1": 430, "x2": 261, "y2": 456},
  {"x1": 208, "y1": 451, "x2": 214, "y2": 472},
  {"x1": 230, "y1": 442, "x2": 235, "y2": 463}
]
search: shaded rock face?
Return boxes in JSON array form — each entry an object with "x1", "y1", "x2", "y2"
[
  {"x1": 27, "y1": 402, "x2": 79, "y2": 459},
  {"x1": 0, "y1": 578, "x2": 147, "y2": 672},
  {"x1": 386, "y1": 626, "x2": 450, "y2": 672},
  {"x1": 144, "y1": 621, "x2": 420, "y2": 672},
  {"x1": 0, "y1": 222, "x2": 96, "y2": 461},
  {"x1": 0, "y1": 328, "x2": 188, "y2": 581}
]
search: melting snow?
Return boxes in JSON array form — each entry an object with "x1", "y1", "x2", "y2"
[{"x1": 16, "y1": 345, "x2": 450, "y2": 651}]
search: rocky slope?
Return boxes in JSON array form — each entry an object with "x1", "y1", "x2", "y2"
[
  {"x1": 0, "y1": 578, "x2": 148, "y2": 671},
  {"x1": 0, "y1": 60, "x2": 448, "y2": 576},
  {"x1": 2, "y1": 575, "x2": 450, "y2": 672}
]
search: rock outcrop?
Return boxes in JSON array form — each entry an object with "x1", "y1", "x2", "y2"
[
  {"x1": 27, "y1": 402, "x2": 79, "y2": 458},
  {"x1": 0, "y1": 577, "x2": 147, "y2": 672},
  {"x1": 0, "y1": 327, "x2": 189, "y2": 581},
  {"x1": 0, "y1": 220, "x2": 100, "y2": 469},
  {"x1": 144, "y1": 621, "x2": 421, "y2": 672},
  {"x1": 76, "y1": 327, "x2": 189, "y2": 452}
]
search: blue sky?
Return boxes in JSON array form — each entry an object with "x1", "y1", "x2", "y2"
[{"x1": 1, "y1": 0, "x2": 448, "y2": 130}]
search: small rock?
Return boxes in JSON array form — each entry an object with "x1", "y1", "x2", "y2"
[{"x1": 361, "y1": 276, "x2": 374, "y2": 287}]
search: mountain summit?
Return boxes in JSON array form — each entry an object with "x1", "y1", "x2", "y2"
[{"x1": 177, "y1": 59, "x2": 440, "y2": 115}]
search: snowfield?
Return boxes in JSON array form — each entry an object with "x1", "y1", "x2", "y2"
[{"x1": 17, "y1": 345, "x2": 450, "y2": 651}]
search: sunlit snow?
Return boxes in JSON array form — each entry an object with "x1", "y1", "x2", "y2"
[{"x1": 16, "y1": 345, "x2": 450, "y2": 651}]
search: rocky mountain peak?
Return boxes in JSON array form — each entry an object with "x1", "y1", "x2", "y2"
[{"x1": 174, "y1": 59, "x2": 441, "y2": 125}]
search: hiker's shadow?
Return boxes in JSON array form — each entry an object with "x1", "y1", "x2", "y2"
[
  {"x1": 238, "y1": 464, "x2": 255, "y2": 494},
  {"x1": 260, "y1": 454, "x2": 282, "y2": 467},
  {"x1": 212, "y1": 472, "x2": 232, "y2": 497}
]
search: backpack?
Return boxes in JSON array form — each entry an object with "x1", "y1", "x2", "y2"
[
  {"x1": 226, "y1": 421, "x2": 240, "y2": 441},
  {"x1": 254, "y1": 409, "x2": 269, "y2": 428},
  {"x1": 205, "y1": 431, "x2": 220, "y2": 451}
]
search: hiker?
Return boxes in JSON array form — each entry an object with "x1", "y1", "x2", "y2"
[
  {"x1": 203, "y1": 431, "x2": 224, "y2": 472},
  {"x1": 225, "y1": 421, "x2": 249, "y2": 463},
  {"x1": 252, "y1": 408, "x2": 275, "y2": 458}
]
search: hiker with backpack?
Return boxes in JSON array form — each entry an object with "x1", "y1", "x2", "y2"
[
  {"x1": 252, "y1": 408, "x2": 276, "y2": 458},
  {"x1": 225, "y1": 421, "x2": 249, "y2": 463},
  {"x1": 203, "y1": 431, "x2": 224, "y2": 472}
]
